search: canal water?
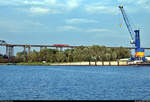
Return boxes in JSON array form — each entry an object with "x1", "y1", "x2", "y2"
[{"x1": 0, "y1": 65, "x2": 150, "y2": 100}]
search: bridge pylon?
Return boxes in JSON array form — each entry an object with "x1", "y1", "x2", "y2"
[{"x1": 6, "y1": 45, "x2": 14, "y2": 58}]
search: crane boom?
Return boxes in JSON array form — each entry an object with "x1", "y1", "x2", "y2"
[{"x1": 119, "y1": 5, "x2": 135, "y2": 41}]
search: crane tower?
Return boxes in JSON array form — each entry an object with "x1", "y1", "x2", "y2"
[{"x1": 118, "y1": 5, "x2": 147, "y2": 62}]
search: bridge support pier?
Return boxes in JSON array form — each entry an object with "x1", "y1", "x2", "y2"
[
  {"x1": 56, "y1": 47, "x2": 63, "y2": 51},
  {"x1": 28, "y1": 46, "x2": 31, "y2": 54},
  {"x1": 60, "y1": 47, "x2": 63, "y2": 51},
  {"x1": 40, "y1": 47, "x2": 47, "y2": 51},
  {"x1": 40, "y1": 47, "x2": 43, "y2": 51},
  {"x1": 6, "y1": 45, "x2": 14, "y2": 58},
  {"x1": 23, "y1": 46, "x2": 31, "y2": 54},
  {"x1": 24, "y1": 46, "x2": 26, "y2": 53}
]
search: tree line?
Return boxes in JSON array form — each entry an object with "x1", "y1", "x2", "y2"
[{"x1": 15, "y1": 45, "x2": 131, "y2": 63}]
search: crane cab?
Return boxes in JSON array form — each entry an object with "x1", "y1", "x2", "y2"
[{"x1": 130, "y1": 40, "x2": 135, "y2": 44}]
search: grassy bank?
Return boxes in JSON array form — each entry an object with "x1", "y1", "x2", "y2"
[
  {"x1": 16, "y1": 62, "x2": 52, "y2": 66},
  {"x1": 0, "y1": 63, "x2": 9, "y2": 65},
  {"x1": 0, "y1": 62, "x2": 52, "y2": 66}
]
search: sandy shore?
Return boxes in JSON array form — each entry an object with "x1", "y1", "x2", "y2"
[{"x1": 51, "y1": 61, "x2": 128, "y2": 66}]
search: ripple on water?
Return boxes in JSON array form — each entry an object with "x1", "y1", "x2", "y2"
[{"x1": 0, "y1": 65, "x2": 150, "y2": 100}]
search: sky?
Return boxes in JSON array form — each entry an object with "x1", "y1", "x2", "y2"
[{"x1": 0, "y1": 0, "x2": 150, "y2": 50}]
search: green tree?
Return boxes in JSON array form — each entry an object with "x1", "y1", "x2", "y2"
[
  {"x1": 15, "y1": 45, "x2": 132, "y2": 63},
  {"x1": 16, "y1": 51, "x2": 28, "y2": 62},
  {"x1": 56, "y1": 51, "x2": 65, "y2": 62},
  {"x1": 28, "y1": 50, "x2": 39, "y2": 62},
  {"x1": 64, "y1": 49, "x2": 74, "y2": 62}
]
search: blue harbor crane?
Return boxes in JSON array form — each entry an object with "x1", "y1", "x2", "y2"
[{"x1": 118, "y1": 5, "x2": 147, "y2": 62}]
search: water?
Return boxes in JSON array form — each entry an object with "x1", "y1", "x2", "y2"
[{"x1": 0, "y1": 65, "x2": 150, "y2": 100}]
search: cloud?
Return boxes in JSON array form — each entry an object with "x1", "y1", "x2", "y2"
[
  {"x1": 137, "y1": 0, "x2": 150, "y2": 12},
  {"x1": 84, "y1": 0, "x2": 150, "y2": 14},
  {"x1": 85, "y1": 5, "x2": 119, "y2": 14},
  {"x1": 66, "y1": 0, "x2": 80, "y2": 10},
  {"x1": 57, "y1": 25, "x2": 111, "y2": 34},
  {"x1": 84, "y1": 1, "x2": 119, "y2": 15},
  {"x1": 0, "y1": 0, "x2": 22, "y2": 6},
  {"x1": 0, "y1": 19, "x2": 49, "y2": 32},
  {"x1": 117, "y1": 0, "x2": 135, "y2": 4},
  {"x1": 117, "y1": 0, "x2": 149, "y2": 5},
  {"x1": 57, "y1": 25, "x2": 81, "y2": 31},
  {"x1": 145, "y1": 5, "x2": 150, "y2": 10},
  {"x1": 28, "y1": 0, "x2": 81, "y2": 15},
  {"x1": 0, "y1": 0, "x2": 46, "y2": 6},
  {"x1": 23, "y1": 0, "x2": 44, "y2": 5},
  {"x1": 48, "y1": 0, "x2": 56, "y2": 5},
  {"x1": 0, "y1": 0, "x2": 45, "y2": 6},
  {"x1": 0, "y1": 0, "x2": 81, "y2": 15},
  {"x1": 66, "y1": 18, "x2": 97, "y2": 24},
  {"x1": 0, "y1": 0, "x2": 79, "y2": 16},
  {"x1": 86, "y1": 28, "x2": 111, "y2": 33},
  {"x1": 29, "y1": 7, "x2": 49, "y2": 14},
  {"x1": 1, "y1": 0, "x2": 150, "y2": 16}
]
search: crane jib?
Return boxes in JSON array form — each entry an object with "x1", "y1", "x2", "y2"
[{"x1": 119, "y1": 6, "x2": 135, "y2": 41}]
